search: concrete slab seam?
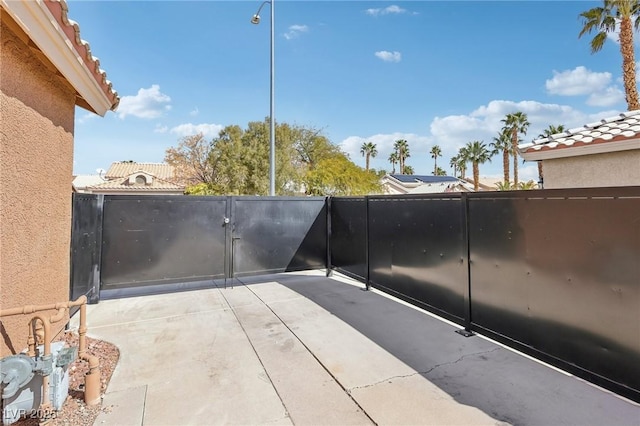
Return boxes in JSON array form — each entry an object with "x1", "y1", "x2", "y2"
[
  {"x1": 216, "y1": 286, "x2": 291, "y2": 421},
  {"x1": 236, "y1": 278, "x2": 378, "y2": 426},
  {"x1": 347, "y1": 347, "x2": 502, "y2": 392},
  {"x1": 140, "y1": 385, "x2": 148, "y2": 426},
  {"x1": 85, "y1": 307, "x2": 233, "y2": 330}
]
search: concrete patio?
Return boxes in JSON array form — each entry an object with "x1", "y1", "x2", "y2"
[{"x1": 74, "y1": 271, "x2": 640, "y2": 426}]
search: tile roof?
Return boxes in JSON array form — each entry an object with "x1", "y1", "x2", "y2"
[
  {"x1": 43, "y1": 0, "x2": 119, "y2": 110},
  {"x1": 72, "y1": 174, "x2": 106, "y2": 189},
  {"x1": 390, "y1": 174, "x2": 460, "y2": 184},
  {"x1": 88, "y1": 176, "x2": 184, "y2": 192},
  {"x1": 519, "y1": 110, "x2": 640, "y2": 155},
  {"x1": 105, "y1": 162, "x2": 176, "y2": 180}
]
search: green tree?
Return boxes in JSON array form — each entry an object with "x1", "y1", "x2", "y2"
[
  {"x1": 393, "y1": 139, "x2": 411, "y2": 174},
  {"x1": 404, "y1": 165, "x2": 415, "y2": 175},
  {"x1": 434, "y1": 166, "x2": 447, "y2": 176},
  {"x1": 536, "y1": 124, "x2": 566, "y2": 187},
  {"x1": 303, "y1": 154, "x2": 382, "y2": 195},
  {"x1": 579, "y1": 0, "x2": 640, "y2": 110},
  {"x1": 463, "y1": 141, "x2": 492, "y2": 191},
  {"x1": 430, "y1": 145, "x2": 442, "y2": 175},
  {"x1": 501, "y1": 112, "x2": 529, "y2": 187},
  {"x1": 490, "y1": 128, "x2": 512, "y2": 185},
  {"x1": 388, "y1": 152, "x2": 399, "y2": 174},
  {"x1": 360, "y1": 142, "x2": 378, "y2": 171}
]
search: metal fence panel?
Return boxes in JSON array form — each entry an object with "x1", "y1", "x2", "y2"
[
  {"x1": 368, "y1": 195, "x2": 468, "y2": 323},
  {"x1": 468, "y1": 189, "x2": 640, "y2": 399},
  {"x1": 330, "y1": 198, "x2": 367, "y2": 281},
  {"x1": 70, "y1": 193, "x2": 103, "y2": 303},
  {"x1": 231, "y1": 197, "x2": 327, "y2": 277},
  {"x1": 101, "y1": 196, "x2": 228, "y2": 288}
]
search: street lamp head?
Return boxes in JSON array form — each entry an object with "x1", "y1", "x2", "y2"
[{"x1": 251, "y1": 14, "x2": 261, "y2": 24}]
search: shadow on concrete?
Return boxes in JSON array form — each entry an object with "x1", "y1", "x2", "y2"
[{"x1": 231, "y1": 272, "x2": 640, "y2": 426}]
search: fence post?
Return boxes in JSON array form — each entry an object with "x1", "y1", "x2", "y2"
[
  {"x1": 456, "y1": 192, "x2": 474, "y2": 336},
  {"x1": 365, "y1": 196, "x2": 370, "y2": 291},
  {"x1": 326, "y1": 197, "x2": 333, "y2": 277}
]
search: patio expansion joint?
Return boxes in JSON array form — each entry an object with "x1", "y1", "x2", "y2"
[
  {"x1": 347, "y1": 347, "x2": 503, "y2": 393},
  {"x1": 85, "y1": 306, "x2": 232, "y2": 330},
  {"x1": 231, "y1": 279, "x2": 379, "y2": 426}
]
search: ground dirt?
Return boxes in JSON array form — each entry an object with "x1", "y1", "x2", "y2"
[{"x1": 11, "y1": 331, "x2": 119, "y2": 426}]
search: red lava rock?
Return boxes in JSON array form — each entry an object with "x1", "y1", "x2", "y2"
[{"x1": 13, "y1": 331, "x2": 119, "y2": 426}]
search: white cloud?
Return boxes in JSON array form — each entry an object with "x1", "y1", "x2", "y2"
[
  {"x1": 154, "y1": 124, "x2": 168, "y2": 134},
  {"x1": 169, "y1": 123, "x2": 223, "y2": 138},
  {"x1": 77, "y1": 112, "x2": 96, "y2": 124},
  {"x1": 117, "y1": 85, "x2": 171, "y2": 119},
  {"x1": 284, "y1": 24, "x2": 309, "y2": 40},
  {"x1": 375, "y1": 51, "x2": 402, "y2": 62},
  {"x1": 339, "y1": 99, "x2": 623, "y2": 176},
  {"x1": 190, "y1": 107, "x2": 199, "y2": 116},
  {"x1": 545, "y1": 66, "x2": 611, "y2": 96},
  {"x1": 587, "y1": 86, "x2": 625, "y2": 107},
  {"x1": 366, "y1": 5, "x2": 406, "y2": 16}
]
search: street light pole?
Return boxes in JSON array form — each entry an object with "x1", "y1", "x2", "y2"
[{"x1": 252, "y1": 0, "x2": 276, "y2": 196}]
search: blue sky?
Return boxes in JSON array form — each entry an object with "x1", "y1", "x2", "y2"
[{"x1": 70, "y1": 1, "x2": 629, "y2": 180}]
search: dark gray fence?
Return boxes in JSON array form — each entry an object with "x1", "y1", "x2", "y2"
[
  {"x1": 329, "y1": 187, "x2": 640, "y2": 402},
  {"x1": 70, "y1": 188, "x2": 639, "y2": 402},
  {"x1": 70, "y1": 195, "x2": 328, "y2": 298},
  {"x1": 70, "y1": 194, "x2": 103, "y2": 303},
  {"x1": 231, "y1": 197, "x2": 327, "y2": 277}
]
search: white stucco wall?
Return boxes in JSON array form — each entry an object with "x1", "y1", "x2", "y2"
[{"x1": 543, "y1": 150, "x2": 640, "y2": 189}]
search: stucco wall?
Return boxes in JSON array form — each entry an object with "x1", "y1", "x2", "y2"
[
  {"x1": 1, "y1": 19, "x2": 76, "y2": 355},
  {"x1": 543, "y1": 150, "x2": 640, "y2": 189}
]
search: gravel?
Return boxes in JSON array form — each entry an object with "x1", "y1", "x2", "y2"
[{"x1": 12, "y1": 331, "x2": 120, "y2": 426}]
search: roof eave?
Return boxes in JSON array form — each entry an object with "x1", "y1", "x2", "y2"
[
  {"x1": 1, "y1": 0, "x2": 116, "y2": 116},
  {"x1": 520, "y1": 138, "x2": 640, "y2": 161}
]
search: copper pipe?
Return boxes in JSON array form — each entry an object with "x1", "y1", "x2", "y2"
[
  {"x1": 29, "y1": 315, "x2": 52, "y2": 419},
  {"x1": 0, "y1": 296, "x2": 102, "y2": 407},
  {"x1": 77, "y1": 300, "x2": 100, "y2": 405}
]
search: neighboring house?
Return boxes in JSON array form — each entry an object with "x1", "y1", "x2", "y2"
[
  {"x1": 84, "y1": 161, "x2": 185, "y2": 195},
  {"x1": 461, "y1": 177, "x2": 502, "y2": 191},
  {"x1": 1, "y1": 0, "x2": 118, "y2": 356},
  {"x1": 381, "y1": 174, "x2": 474, "y2": 195},
  {"x1": 519, "y1": 111, "x2": 640, "y2": 189},
  {"x1": 72, "y1": 174, "x2": 106, "y2": 193}
]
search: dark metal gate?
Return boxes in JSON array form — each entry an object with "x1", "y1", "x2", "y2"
[{"x1": 71, "y1": 195, "x2": 328, "y2": 298}]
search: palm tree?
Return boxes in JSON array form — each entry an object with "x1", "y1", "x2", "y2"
[
  {"x1": 536, "y1": 124, "x2": 566, "y2": 187},
  {"x1": 463, "y1": 141, "x2": 492, "y2": 191},
  {"x1": 494, "y1": 181, "x2": 513, "y2": 191},
  {"x1": 404, "y1": 165, "x2": 415, "y2": 175},
  {"x1": 501, "y1": 112, "x2": 529, "y2": 187},
  {"x1": 430, "y1": 145, "x2": 442, "y2": 175},
  {"x1": 360, "y1": 142, "x2": 378, "y2": 171},
  {"x1": 456, "y1": 146, "x2": 469, "y2": 179},
  {"x1": 579, "y1": 1, "x2": 640, "y2": 110},
  {"x1": 490, "y1": 128, "x2": 512, "y2": 185},
  {"x1": 393, "y1": 139, "x2": 410, "y2": 174},
  {"x1": 388, "y1": 152, "x2": 399, "y2": 174},
  {"x1": 450, "y1": 155, "x2": 460, "y2": 177}
]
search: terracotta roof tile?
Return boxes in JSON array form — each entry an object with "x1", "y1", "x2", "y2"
[
  {"x1": 105, "y1": 162, "x2": 176, "y2": 180},
  {"x1": 519, "y1": 110, "x2": 640, "y2": 154},
  {"x1": 88, "y1": 176, "x2": 184, "y2": 191},
  {"x1": 44, "y1": 0, "x2": 119, "y2": 110}
]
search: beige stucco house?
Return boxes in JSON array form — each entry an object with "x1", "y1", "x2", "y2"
[
  {"x1": 1, "y1": 0, "x2": 118, "y2": 356},
  {"x1": 519, "y1": 111, "x2": 640, "y2": 189},
  {"x1": 85, "y1": 161, "x2": 185, "y2": 195}
]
